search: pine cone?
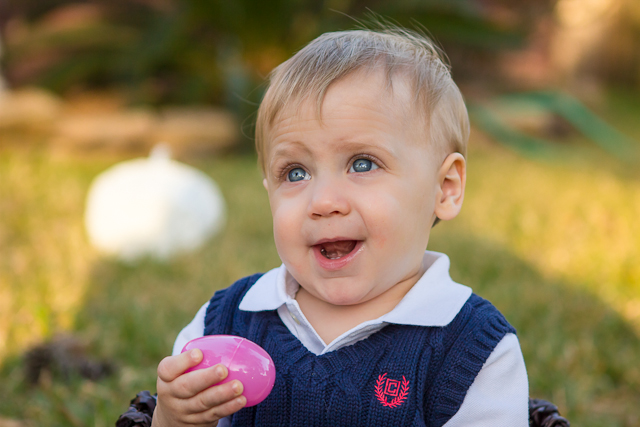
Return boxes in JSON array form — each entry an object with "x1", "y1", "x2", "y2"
[
  {"x1": 529, "y1": 398, "x2": 570, "y2": 427},
  {"x1": 115, "y1": 391, "x2": 157, "y2": 427}
]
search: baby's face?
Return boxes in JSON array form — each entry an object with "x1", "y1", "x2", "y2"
[{"x1": 262, "y1": 70, "x2": 441, "y2": 307}]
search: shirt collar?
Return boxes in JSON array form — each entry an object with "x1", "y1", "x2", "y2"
[{"x1": 238, "y1": 250, "x2": 472, "y2": 327}]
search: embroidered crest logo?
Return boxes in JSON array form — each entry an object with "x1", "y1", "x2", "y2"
[{"x1": 375, "y1": 373, "x2": 410, "y2": 408}]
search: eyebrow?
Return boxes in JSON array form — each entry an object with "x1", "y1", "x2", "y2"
[
  {"x1": 273, "y1": 137, "x2": 398, "y2": 158},
  {"x1": 269, "y1": 141, "x2": 312, "y2": 162},
  {"x1": 337, "y1": 139, "x2": 398, "y2": 157},
  {"x1": 267, "y1": 141, "x2": 312, "y2": 173},
  {"x1": 331, "y1": 138, "x2": 400, "y2": 163}
]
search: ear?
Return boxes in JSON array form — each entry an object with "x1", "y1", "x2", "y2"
[
  {"x1": 434, "y1": 153, "x2": 466, "y2": 222},
  {"x1": 262, "y1": 178, "x2": 269, "y2": 191}
]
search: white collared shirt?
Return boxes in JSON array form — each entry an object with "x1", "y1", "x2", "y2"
[{"x1": 173, "y1": 251, "x2": 529, "y2": 426}]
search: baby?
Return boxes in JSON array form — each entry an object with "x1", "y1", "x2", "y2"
[{"x1": 152, "y1": 27, "x2": 528, "y2": 427}]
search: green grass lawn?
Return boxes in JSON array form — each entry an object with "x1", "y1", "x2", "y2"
[{"x1": 1, "y1": 98, "x2": 639, "y2": 426}]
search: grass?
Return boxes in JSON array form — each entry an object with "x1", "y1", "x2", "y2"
[{"x1": 1, "y1": 93, "x2": 639, "y2": 425}]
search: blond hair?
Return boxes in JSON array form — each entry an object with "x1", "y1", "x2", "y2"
[{"x1": 255, "y1": 27, "x2": 469, "y2": 172}]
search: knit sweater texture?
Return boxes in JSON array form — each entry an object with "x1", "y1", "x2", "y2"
[{"x1": 204, "y1": 274, "x2": 516, "y2": 427}]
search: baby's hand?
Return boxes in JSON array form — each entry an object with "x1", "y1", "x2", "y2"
[{"x1": 152, "y1": 349, "x2": 246, "y2": 427}]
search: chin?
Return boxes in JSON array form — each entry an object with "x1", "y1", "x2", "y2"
[
  {"x1": 324, "y1": 296, "x2": 361, "y2": 306},
  {"x1": 318, "y1": 285, "x2": 371, "y2": 307}
]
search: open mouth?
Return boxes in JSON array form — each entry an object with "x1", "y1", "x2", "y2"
[{"x1": 316, "y1": 240, "x2": 358, "y2": 259}]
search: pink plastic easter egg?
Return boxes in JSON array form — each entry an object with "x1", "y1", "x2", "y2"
[{"x1": 181, "y1": 335, "x2": 276, "y2": 407}]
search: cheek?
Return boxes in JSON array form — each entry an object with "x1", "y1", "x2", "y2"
[
  {"x1": 359, "y1": 194, "x2": 400, "y2": 249},
  {"x1": 270, "y1": 197, "x2": 305, "y2": 252},
  {"x1": 272, "y1": 219, "x2": 299, "y2": 271},
  {"x1": 272, "y1": 213, "x2": 293, "y2": 249},
  {"x1": 363, "y1": 186, "x2": 432, "y2": 247}
]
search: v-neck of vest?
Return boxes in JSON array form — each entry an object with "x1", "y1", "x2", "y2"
[{"x1": 261, "y1": 310, "x2": 403, "y2": 377}]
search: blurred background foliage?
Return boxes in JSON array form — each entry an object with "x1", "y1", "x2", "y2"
[
  {"x1": 2, "y1": 0, "x2": 640, "y2": 146},
  {"x1": 0, "y1": 0, "x2": 533, "y2": 106},
  {"x1": 1, "y1": 0, "x2": 640, "y2": 426}
]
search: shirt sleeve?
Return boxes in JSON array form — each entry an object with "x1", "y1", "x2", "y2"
[
  {"x1": 171, "y1": 302, "x2": 209, "y2": 356},
  {"x1": 443, "y1": 333, "x2": 529, "y2": 427}
]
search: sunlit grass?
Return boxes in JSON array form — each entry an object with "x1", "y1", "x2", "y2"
[
  {"x1": 454, "y1": 131, "x2": 640, "y2": 329},
  {"x1": 0, "y1": 148, "x2": 101, "y2": 360},
  {"x1": 429, "y1": 129, "x2": 640, "y2": 426},
  {"x1": 0, "y1": 146, "x2": 281, "y2": 425},
  {"x1": 1, "y1": 101, "x2": 639, "y2": 425}
]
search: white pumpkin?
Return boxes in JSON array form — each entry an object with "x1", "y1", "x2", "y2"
[{"x1": 85, "y1": 145, "x2": 225, "y2": 261}]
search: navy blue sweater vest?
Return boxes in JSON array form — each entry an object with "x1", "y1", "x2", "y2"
[{"x1": 204, "y1": 274, "x2": 516, "y2": 427}]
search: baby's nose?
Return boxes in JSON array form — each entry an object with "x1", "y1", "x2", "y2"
[{"x1": 307, "y1": 177, "x2": 351, "y2": 218}]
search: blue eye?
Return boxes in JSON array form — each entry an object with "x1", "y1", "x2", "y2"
[
  {"x1": 287, "y1": 167, "x2": 309, "y2": 182},
  {"x1": 350, "y1": 158, "x2": 378, "y2": 173}
]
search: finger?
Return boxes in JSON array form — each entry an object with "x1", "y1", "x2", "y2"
[
  {"x1": 170, "y1": 364, "x2": 229, "y2": 399},
  {"x1": 187, "y1": 379, "x2": 244, "y2": 413},
  {"x1": 185, "y1": 395, "x2": 247, "y2": 425},
  {"x1": 157, "y1": 349, "x2": 203, "y2": 383}
]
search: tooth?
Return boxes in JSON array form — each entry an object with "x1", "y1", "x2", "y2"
[{"x1": 320, "y1": 247, "x2": 327, "y2": 256}]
